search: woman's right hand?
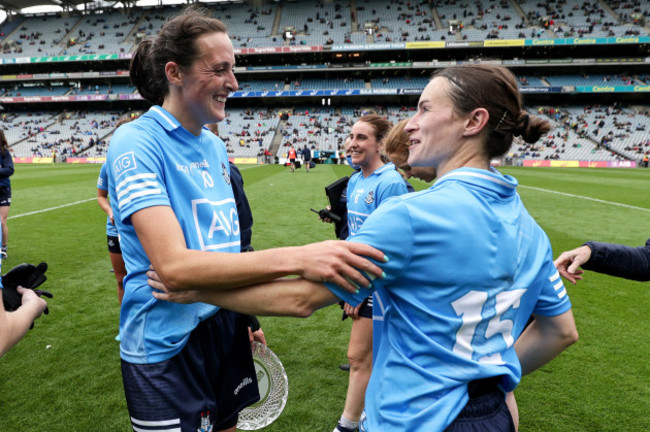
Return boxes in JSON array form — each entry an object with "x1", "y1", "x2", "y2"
[{"x1": 293, "y1": 240, "x2": 385, "y2": 293}]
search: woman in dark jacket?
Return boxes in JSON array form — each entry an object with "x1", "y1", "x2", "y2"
[{"x1": 0, "y1": 130, "x2": 14, "y2": 260}]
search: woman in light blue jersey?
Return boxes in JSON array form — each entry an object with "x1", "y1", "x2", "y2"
[
  {"x1": 107, "y1": 7, "x2": 384, "y2": 432},
  {"x1": 151, "y1": 64, "x2": 579, "y2": 432},
  {"x1": 97, "y1": 162, "x2": 126, "y2": 309},
  {"x1": 334, "y1": 114, "x2": 409, "y2": 432}
]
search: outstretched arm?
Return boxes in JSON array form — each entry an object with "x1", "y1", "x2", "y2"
[
  {"x1": 0, "y1": 287, "x2": 48, "y2": 357},
  {"x1": 554, "y1": 245, "x2": 590, "y2": 284},
  {"x1": 151, "y1": 276, "x2": 339, "y2": 318},
  {"x1": 132, "y1": 205, "x2": 384, "y2": 294}
]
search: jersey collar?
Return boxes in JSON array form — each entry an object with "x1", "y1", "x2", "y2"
[
  {"x1": 437, "y1": 167, "x2": 518, "y2": 196},
  {"x1": 148, "y1": 106, "x2": 182, "y2": 132}
]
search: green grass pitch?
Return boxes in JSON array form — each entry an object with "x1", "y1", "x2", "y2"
[{"x1": 0, "y1": 163, "x2": 648, "y2": 431}]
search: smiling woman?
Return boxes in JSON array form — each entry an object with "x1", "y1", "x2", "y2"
[{"x1": 105, "y1": 6, "x2": 385, "y2": 432}]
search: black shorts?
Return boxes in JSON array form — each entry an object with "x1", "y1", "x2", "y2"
[
  {"x1": 444, "y1": 378, "x2": 515, "y2": 432},
  {"x1": 121, "y1": 309, "x2": 260, "y2": 432},
  {"x1": 339, "y1": 295, "x2": 372, "y2": 319},
  {"x1": 107, "y1": 235, "x2": 121, "y2": 254},
  {"x1": 0, "y1": 186, "x2": 11, "y2": 206},
  {"x1": 358, "y1": 295, "x2": 372, "y2": 319},
  {"x1": 289, "y1": 158, "x2": 296, "y2": 163}
]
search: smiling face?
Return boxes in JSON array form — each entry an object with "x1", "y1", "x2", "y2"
[
  {"x1": 165, "y1": 32, "x2": 238, "y2": 135},
  {"x1": 404, "y1": 77, "x2": 467, "y2": 171},
  {"x1": 348, "y1": 120, "x2": 383, "y2": 174}
]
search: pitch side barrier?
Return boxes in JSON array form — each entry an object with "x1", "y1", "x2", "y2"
[{"x1": 522, "y1": 160, "x2": 637, "y2": 168}]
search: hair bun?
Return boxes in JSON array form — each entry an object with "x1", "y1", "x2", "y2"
[{"x1": 514, "y1": 113, "x2": 529, "y2": 138}]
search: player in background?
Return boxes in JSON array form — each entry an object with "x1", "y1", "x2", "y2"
[
  {"x1": 0, "y1": 130, "x2": 14, "y2": 260},
  {"x1": 107, "y1": 8, "x2": 384, "y2": 432},
  {"x1": 288, "y1": 145, "x2": 297, "y2": 172},
  {"x1": 332, "y1": 114, "x2": 409, "y2": 432},
  {"x1": 150, "y1": 64, "x2": 578, "y2": 432},
  {"x1": 97, "y1": 163, "x2": 126, "y2": 310}
]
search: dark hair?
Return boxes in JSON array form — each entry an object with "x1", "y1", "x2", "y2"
[
  {"x1": 433, "y1": 65, "x2": 551, "y2": 158},
  {"x1": 358, "y1": 114, "x2": 392, "y2": 143},
  {"x1": 0, "y1": 130, "x2": 8, "y2": 155},
  {"x1": 130, "y1": 6, "x2": 228, "y2": 106}
]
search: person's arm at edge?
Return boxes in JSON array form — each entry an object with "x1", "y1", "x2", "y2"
[
  {"x1": 0, "y1": 151, "x2": 14, "y2": 178},
  {"x1": 132, "y1": 205, "x2": 385, "y2": 293},
  {"x1": 581, "y1": 239, "x2": 650, "y2": 282},
  {"x1": 0, "y1": 287, "x2": 48, "y2": 357},
  {"x1": 152, "y1": 277, "x2": 339, "y2": 317},
  {"x1": 514, "y1": 309, "x2": 578, "y2": 376}
]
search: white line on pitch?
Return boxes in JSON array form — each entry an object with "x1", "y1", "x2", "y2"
[
  {"x1": 9, "y1": 198, "x2": 96, "y2": 220},
  {"x1": 519, "y1": 185, "x2": 650, "y2": 213}
]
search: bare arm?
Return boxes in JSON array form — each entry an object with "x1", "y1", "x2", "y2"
[
  {"x1": 151, "y1": 277, "x2": 339, "y2": 318},
  {"x1": 0, "y1": 287, "x2": 48, "y2": 357},
  {"x1": 132, "y1": 206, "x2": 385, "y2": 293},
  {"x1": 96, "y1": 188, "x2": 114, "y2": 225},
  {"x1": 514, "y1": 309, "x2": 578, "y2": 376}
]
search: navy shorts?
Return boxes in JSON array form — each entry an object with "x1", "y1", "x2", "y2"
[
  {"x1": 121, "y1": 309, "x2": 260, "y2": 432},
  {"x1": 358, "y1": 295, "x2": 372, "y2": 319},
  {"x1": 444, "y1": 382, "x2": 515, "y2": 432},
  {"x1": 0, "y1": 186, "x2": 11, "y2": 206},
  {"x1": 107, "y1": 235, "x2": 121, "y2": 254}
]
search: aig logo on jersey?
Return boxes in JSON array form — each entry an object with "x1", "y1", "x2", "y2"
[
  {"x1": 112, "y1": 151, "x2": 137, "y2": 180},
  {"x1": 192, "y1": 198, "x2": 241, "y2": 252}
]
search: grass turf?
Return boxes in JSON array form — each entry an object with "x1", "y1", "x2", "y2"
[{"x1": 0, "y1": 163, "x2": 648, "y2": 431}]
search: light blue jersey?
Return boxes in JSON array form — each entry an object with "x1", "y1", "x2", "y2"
[
  {"x1": 326, "y1": 167, "x2": 571, "y2": 432},
  {"x1": 346, "y1": 163, "x2": 408, "y2": 358},
  {"x1": 346, "y1": 163, "x2": 407, "y2": 237},
  {"x1": 97, "y1": 163, "x2": 118, "y2": 237},
  {"x1": 106, "y1": 106, "x2": 240, "y2": 364}
]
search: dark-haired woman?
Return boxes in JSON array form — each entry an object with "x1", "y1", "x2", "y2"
[
  {"x1": 0, "y1": 130, "x2": 14, "y2": 260},
  {"x1": 151, "y1": 64, "x2": 579, "y2": 431},
  {"x1": 106, "y1": 8, "x2": 384, "y2": 432},
  {"x1": 334, "y1": 114, "x2": 409, "y2": 432}
]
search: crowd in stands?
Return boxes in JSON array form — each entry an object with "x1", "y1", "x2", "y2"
[
  {"x1": 1, "y1": 0, "x2": 648, "y2": 58},
  {"x1": 2, "y1": 105, "x2": 646, "y2": 165}
]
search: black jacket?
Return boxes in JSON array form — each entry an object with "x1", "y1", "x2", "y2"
[{"x1": 583, "y1": 239, "x2": 650, "y2": 282}]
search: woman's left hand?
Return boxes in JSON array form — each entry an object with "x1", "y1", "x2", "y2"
[{"x1": 148, "y1": 267, "x2": 201, "y2": 304}]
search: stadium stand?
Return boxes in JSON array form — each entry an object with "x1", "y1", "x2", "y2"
[{"x1": 0, "y1": 1, "x2": 647, "y2": 164}]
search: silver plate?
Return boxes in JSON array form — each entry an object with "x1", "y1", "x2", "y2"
[{"x1": 237, "y1": 342, "x2": 289, "y2": 430}]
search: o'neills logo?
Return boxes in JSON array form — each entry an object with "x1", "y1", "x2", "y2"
[{"x1": 234, "y1": 377, "x2": 253, "y2": 395}]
